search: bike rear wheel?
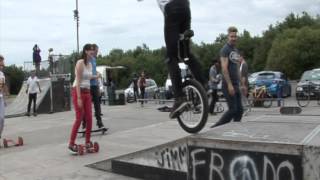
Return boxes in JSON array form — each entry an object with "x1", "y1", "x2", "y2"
[
  {"x1": 296, "y1": 88, "x2": 310, "y2": 107},
  {"x1": 177, "y1": 79, "x2": 208, "y2": 134}
]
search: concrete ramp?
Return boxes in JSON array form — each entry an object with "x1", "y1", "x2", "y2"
[
  {"x1": 89, "y1": 115, "x2": 320, "y2": 180},
  {"x1": 5, "y1": 78, "x2": 51, "y2": 118}
]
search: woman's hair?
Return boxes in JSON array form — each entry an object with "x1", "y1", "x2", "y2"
[
  {"x1": 81, "y1": 44, "x2": 93, "y2": 65},
  {"x1": 0, "y1": 55, "x2": 4, "y2": 61}
]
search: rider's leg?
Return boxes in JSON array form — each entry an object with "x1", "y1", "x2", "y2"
[
  {"x1": 211, "y1": 85, "x2": 237, "y2": 128},
  {"x1": 209, "y1": 89, "x2": 218, "y2": 114},
  {"x1": 0, "y1": 98, "x2": 4, "y2": 139},
  {"x1": 27, "y1": 93, "x2": 32, "y2": 116},
  {"x1": 179, "y1": 8, "x2": 206, "y2": 86},
  {"x1": 90, "y1": 86, "x2": 103, "y2": 128},
  {"x1": 234, "y1": 90, "x2": 243, "y2": 122},
  {"x1": 164, "y1": 10, "x2": 188, "y2": 118},
  {"x1": 69, "y1": 89, "x2": 83, "y2": 146},
  {"x1": 83, "y1": 92, "x2": 93, "y2": 144}
]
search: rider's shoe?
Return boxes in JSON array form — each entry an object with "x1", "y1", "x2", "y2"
[
  {"x1": 97, "y1": 121, "x2": 105, "y2": 130},
  {"x1": 169, "y1": 97, "x2": 188, "y2": 119},
  {"x1": 68, "y1": 144, "x2": 78, "y2": 155}
]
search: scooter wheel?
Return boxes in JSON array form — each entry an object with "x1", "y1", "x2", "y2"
[
  {"x1": 3, "y1": 139, "x2": 8, "y2": 148},
  {"x1": 93, "y1": 142, "x2": 99, "y2": 153},
  {"x1": 78, "y1": 145, "x2": 84, "y2": 155},
  {"x1": 18, "y1": 137, "x2": 24, "y2": 146}
]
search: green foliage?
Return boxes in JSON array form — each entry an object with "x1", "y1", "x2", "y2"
[
  {"x1": 253, "y1": 12, "x2": 320, "y2": 72},
  {"x1": 267, "y1": 27, "x2": 320, "y2": 79},
  {"x1": 4, "y1": 65, "x2": 24, "y2": 95}
]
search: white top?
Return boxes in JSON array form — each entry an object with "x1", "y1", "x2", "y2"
[
  {"x1": 157, "y1": 0, "x2": 172, "y2": 13},
  {"x1": 73, "y1": 63, "x2": 92, "y2": 89},
  {"x1": 27, "y1": 76, "x2": 40, "y2": 94},
  {"x1": 0, "y1": 71, "x2": 5, "y2": 98}
]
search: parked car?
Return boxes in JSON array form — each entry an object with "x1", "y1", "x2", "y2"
[
  {"x1": 296, "y1": 68, "x2": 320, "y2": 98},
  {"x1": 248, "y1": 72, "x2": 259, "y2": 89},
  {"x1": 250, "y1": 71, "x2": 292, "y2": 97},
  {"x1": 125, "y1": 78, "x2": 158, "y2": 102}
]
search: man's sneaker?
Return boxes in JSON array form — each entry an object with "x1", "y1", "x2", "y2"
[
  {"x1": 169, "y1": 97, "x2": 188, "y2": 119},
  {"x1": 33, "y1": 113, "x2": 37, "y2": 117},
  {"x1": 97, "y1": 121, "x2": 105, "y2": 129},
  {"x1": 68, "y1": 144, "x2": 78, "y2": 155},
  {"x1": 26, "y1": 112, "x2": 30, "y2": 117}
]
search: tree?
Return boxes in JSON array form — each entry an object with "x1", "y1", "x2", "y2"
[
  {"x1": 4, "y1": 65, "x2": 24, "y2": 95},
  {"x1": 266, "y1": 27, "x2": 320, "y2": 79}
]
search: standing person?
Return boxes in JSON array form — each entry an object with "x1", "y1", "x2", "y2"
[
  {"x1": 68, "y1": 44, "x2": 99, "y2": 154},
  {"x1": 33, "y1": 44, "x2": 41, "y2": 75},
  {"x1": 208, "y1": 59, "x2": 221, "y2": 115},
  {"x1": 156, "y1": 0, "x2": 206, "y2": 118},
  {"x1": 90, "y1": 44, "x2": 105, "y2": 129},
  {"x1": 239, "y1": 53, "x2": 250, "y2": 116},
  {"x1": 138, "y1": 71, "x2": 146, "y2": 107},
  {"x1": 132, "y1": 73, "x2": 139, "y2": 101},
  {"x1": 26, "y1": 70, "x2": 42, "y2": 117},
  {"x1": 0, "y1": 55, "x2": 7, "y2": 140},
  {"x1": 211, "y1": 27, "x2": 244, "y2": 128},
  {"x1": 48, "y1": 48, "x2": 54, "y2": 74}
]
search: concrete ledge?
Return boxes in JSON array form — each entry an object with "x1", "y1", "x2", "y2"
[{"x1": 89, "y1": 118, "x2": 320, "y2": 180}]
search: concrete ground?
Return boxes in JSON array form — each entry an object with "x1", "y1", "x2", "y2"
[{"x1": 0, "y1": 97, "x2": 319, "y2": 180}]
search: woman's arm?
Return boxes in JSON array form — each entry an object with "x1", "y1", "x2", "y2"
[{"x1": 75, "y1": 60, "x2": 84, "y2": 104}]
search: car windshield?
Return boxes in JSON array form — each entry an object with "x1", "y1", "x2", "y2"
[
  {"x1": 257, "y1": 73, "x2": 275, "y2": 80},
  {"x1": 249, "y1": 73, "x2": 258, "y2": 79},
  {"x1": 146, "y1": 80, "x2": 155, "y2": 87},
  {"x1": 301, "y1": 70, "x2": 320, "y2": 81}
]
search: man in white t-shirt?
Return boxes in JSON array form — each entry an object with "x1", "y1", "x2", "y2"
[
  {"x1": 0, "y1": 55, "x2": 6, "y2": 139},
  {"x1": 26, "y1": 70, "x2": 42, "y2": 116}
]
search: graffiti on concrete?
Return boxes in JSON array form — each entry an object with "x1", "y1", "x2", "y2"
[
  {"x1": 303, "y1": 146, "x2": 320, "y2": 180},
  {"x1": 189, "y1": 146, "x2": 302, "y2": 180},
  {"x1": 155, "y1": 144, "x2": 188, "y2": 171}
]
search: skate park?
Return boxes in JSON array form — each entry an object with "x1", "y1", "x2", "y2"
[{"x1": 1, "y1": 93, "x2": 320, "y2": 179}]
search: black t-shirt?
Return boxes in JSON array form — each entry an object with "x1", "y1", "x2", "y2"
[{"x1": 220, "y1": 43, "x2": 240, "y2": 86}]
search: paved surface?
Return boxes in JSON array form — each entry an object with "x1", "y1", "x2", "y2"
[{"x1": 0, "y1": 97, "x2": 319, "y2": 180}]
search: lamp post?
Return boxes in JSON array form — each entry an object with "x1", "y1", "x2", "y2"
[{"x1": 73, "y1": 0, "x2": 79, "y2": 54}]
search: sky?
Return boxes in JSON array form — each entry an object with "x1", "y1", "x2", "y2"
[{"x1": 0, "y1": 0, "x2": 319, "y2": 66}]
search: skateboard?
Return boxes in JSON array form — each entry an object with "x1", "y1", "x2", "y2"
[
  {"x1": 77, "y1": 128, "x2": 108, "y2": 137},
  {"x1": 280, "y1": 106, "x2": 302, "y2": 115},
  {"x1": 76, "y1": 141, "x2": 99, "y2": 155},
  {"x1": 3, "y1": 137, "x2": 24, "y2": 148}
]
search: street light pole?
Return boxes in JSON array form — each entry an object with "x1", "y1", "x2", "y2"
[{"x1": 74, "y1": 0, "x2": 80, "y2": 54}]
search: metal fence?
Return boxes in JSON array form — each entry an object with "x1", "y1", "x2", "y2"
[{"x1": 23, "y1": 55, "x2": 72, "y2": 79}]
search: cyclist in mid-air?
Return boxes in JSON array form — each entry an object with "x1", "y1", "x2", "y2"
[{"x1": 154, "y1": 0, "x2": 205, "y2": 118}]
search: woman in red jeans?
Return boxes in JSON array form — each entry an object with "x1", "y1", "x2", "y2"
[{"x1": 68, "y1": 44, "x2": 99, "y2": 154}]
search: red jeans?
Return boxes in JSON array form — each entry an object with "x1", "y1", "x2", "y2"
[{"x1": 69, "y1": 88, "x2": 92, "y2": 145}]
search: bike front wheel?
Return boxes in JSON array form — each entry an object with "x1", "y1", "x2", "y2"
[
  {"x1": 263, "y1": 95, "x2": 272, "y2": 108},
  {"x1": 177, "y1": 79, "x2": 208, "y2": 134}
]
